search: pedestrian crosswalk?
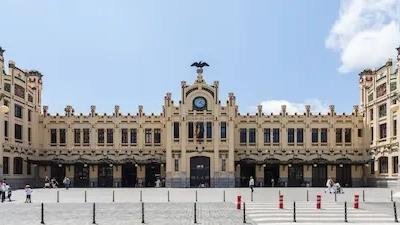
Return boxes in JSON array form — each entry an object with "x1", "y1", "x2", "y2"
[{"x1": 245, "y1": 202, "x2": 396, "y2": 224}]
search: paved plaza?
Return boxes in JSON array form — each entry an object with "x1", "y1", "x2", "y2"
[{"x1": 0, "y1": 188, "x2": 399, "y2": 224}]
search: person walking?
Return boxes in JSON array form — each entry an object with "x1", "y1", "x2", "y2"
[
  {"x1": 0, "y1": 180, "x2": 5, "y2": 203},
  {"x1": 63, "y1": 177, "x2": 71, "y2": 190},
  {"x1": 25, "y1": 185, "x2": 32, "y2": 203},
  {"x1": 325, "y1": 177, "x2": 333, "y2": 193},
  {"x1": 249, "y1": 176, "x2": 255, "y2": 193},
  {"x1": 5, "y1": 183, "x2": 11, "y2": 202}
]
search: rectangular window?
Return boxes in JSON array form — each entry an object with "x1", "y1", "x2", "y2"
[
  {"x1": 15, "y1": 124, "x2": 22, "y2": 140},
  {"x1": 240, "y1": 128, "x2": 247, "y2": 143},
  {"x1": 130, "y1": 128, "x2": 137, "y2": 144},
  {"x1": 173, "y1": 122, "x2": 180, "y2": 139},
  {"x1": 379, "y1": 157, "x2": 388, "y2": 173},
  {"x1": 14, "y1": 104, "x2": 23, "y2": 118},
  {"x1": 106, "y1": 129, "x2": 113, "y2": 144},
  {"x1": 3, "y1": 157, "x2": 9, "y2": 174},
  {"x1": 83, "y1": 128, "x2": 90, "y2": 144},
  {"x1": 249, "y1": 128, "x2": 256, "y2": 144},
  {"x1": 336, "y1": 128, "x2": 342, "y2": 143},
  {"x1": 74, "y1": 129, "x2": 81, "y2": 144},
  {"x1": 59, "y1": 129, "x2": 66, "y2": 144},
  {"x1": 4, "y1": 83, "x2": 10, "y2": 92},
  {"x1": 14, "y1": 84, "x2": 25, "y2": 99},
  {"x1": 145, "y1": 128, "x2": 152, "y2": 144},
  {"x1": 321, "y1": 128, "x2": 328, "y2": 143},
  {"x1": 391, "y1": 82, "x2": 397, "y2": 91},
  {"x1": 188, "y1": 122, "x2": 194, "y2": 139},
  {"x1": 345, "y1": 128, "x2": 352, "y2": 143},
  {"x1": 264, "y1": 128, "x2": 271, "y2": 143},
  {"x1": 369, "y1": 109, "x2": 373, "y2": 120},
  {"x1": 51, "y1": 129, "x2": 57, "y2": 144},
  {"x1": 371, "y1": 160, "x2": 375, "y2": 174},
  {"x1": 206, "y1": 122, "x2": 212, "y2": 138},
  {"x1": 4, "y1": 121, "x2": 8, "y2": 138},
  {"x1": 28, "y1": 94, "x2": 33, "y2": 103},
  {"x1": 13, "y1": 157, "x2": 23, "y2": 174},
  {"x1": 154, "y1": 128, "x2": 161, "y2": 143},
  {"x1": 97, "y1": 129, "x2": 104, "y2": 144},
  {"x1": 358, "y1": 128, "x2": 362, "y2": 137},
  {"x1": 27, "y1": 162, "x2": 31, "y2": 175},
  {"x1": 222, "y1": 159, "x2": 226, "y2": 172},
  {"x1": 273, "y1": 128, "x2": 280, "y2": 143},
  {"x1": 371, "y1": 127, "x2": 374, "y2": 142},
  {"x1": 28, "y1": 127, "x2": 31, "y2": 142},
  {"x1": 121, "y1": 128, "x2": 128, "y2": 144},
  {"x1": 393, "y1": 156, "x2": 399, "y2": 174},
  {"x1": 28, "y1": 109, "x2": 32, "y2": 122},
  {"x1": 297, "y1": 128, "x2": 304, "y2": 143},
  {"x1": 287, "y1": 128, "x2": 294, "y2": 143},
  {"x1": 220, "y1": 122, "x2": 227, "y2": 139},
  {"x1": 378, "y1": 104, "x2": 387, "y2": 117},
  {"x1": 195, "y1": 122, "x2": 204, "y2": 139},
  {"x1": 379, "y1": 123, "x2": 387, "y2": 139},
  {"x1": 393, "y1": 120, "x2": 397, "y2": 137},
  {"x1": 311, "y1": 128, "x2": 318, "y2": 143},
  {"x1": 174, "y1": 159, "x2": 179, "y2": 172},
  {"x1": 376, "y1": 83, "x2": 387, "y2": 98}
]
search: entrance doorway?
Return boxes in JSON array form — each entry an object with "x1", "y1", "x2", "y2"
[
  {"x1": 98, "y1": 164, "x2": 113, "y2": 187},
  {"x1": 145, "y1": 163, "x2": 161, "y2": 187},
  {"x1": 190, "y1": 156, "x2": 210, "y2": 188},
  {"x1": 264, "y1": 164, "x2": 280, "y2": 187},
  {"x1": 336, "y1": 164, "x2": 352, "y2": 187},
  {"x1": 122, "y1": 164, "x2": 137, "y2": 187},
  {"x1": 240, "y1": 161, "x2": 256, "y2": 187},
  {"x1": 74, "y1": 164, "x2": 89, "y2": 187},
  {"x1": 288, "y1": 164, "x2": 304, "y2": 187},
  {"x1": 51, "y1": 164, "x2": 65, "y2": 187},
  {"x1": 312, "y1": 164, "x2": 327, "y2": 187}
]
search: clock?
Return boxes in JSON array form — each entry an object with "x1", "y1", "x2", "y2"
[{"x1": 193, "y1": 97, "x2": 207, "y2": 110}]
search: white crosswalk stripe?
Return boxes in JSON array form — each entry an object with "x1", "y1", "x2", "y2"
[{"x1": 245, "y1": 202, "x2": 396, "y2": 224}]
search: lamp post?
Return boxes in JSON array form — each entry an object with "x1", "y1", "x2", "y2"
[{"x1": 0, "y1": 94, "x2": 10, "y2": 178}]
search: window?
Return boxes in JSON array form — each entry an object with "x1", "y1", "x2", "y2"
[
  {"x1": 391, "y1": 82, "x2": 397, "y2": 91},
  {"x1": 222, "y1": 159, "x2": 226, "y2": 171},
  {"x1": 297, "y1": 128, "x2": 304, "y2": 143},
  {"x1": 345, "y1": 128, "x2": 352, "y2": 143},
  {"x1": 311, "y1": 128, "x2": 318, "y2": 143},
  {"x1": 249, "y1": 128, "x2": 256, "y2": 144},
  {"x1": 371, "y1": 127, "x2": 374, "y2": 142},
  {"x1": 106, "y1": 129, "x2": 113, "y2": 144},
  {"x1": 240, "y1": 128, "x2": 247, "y2": 143},
  {"x1": 28, "y1": 127, "x2": 31, "y2": 142},
  {"x1": 264, "y1": 128, "x2": 271, "y2": 143},
  {"x1": 376, "y1": 83, "x2": 386, "y2": 98},
  {"x1": 154, "y1": 129, "x2": 161, "y2": 143},
  {"x1": 59, "y1": 129, "x2": 66, "y2": 144},
  {"x1": 4, "y1": 121, "x2": 8, "y2": 138},
  {"x1": 145, "y1": 129, "x2": 152, "y2": 144},
  {"x1": 379, "y1": 123, "x2": 387, "y2": 139},
  {"x1": 83, "y1": 129, "x2": 90, "y2": 144},
  {"x1": 358, "y1": 129, "x2": 362, "y2": 137},
  {"x1": 195, "y1": 122, "x2": 204, "y2": 139},
  {"x1": 369, "y1": 109, "x2": 373, "y2": 120},
  {"x1": 206, "y1": 122, "x2": 212, "y2": 138},
  {"x1": 173, "y1": 122, "x2": 180, "y2": 139},
  {"x1": 15, "y1": 124, "x2": 22, "y2": 140},
  {"x1": 51, "y1": 129, "x2": 57, "y2": 144},
  {"x1": 14, "y1": 84, "x2": 25, "y2": 99},
  {"x1": 321, "y1": 128, "x2": 328, "y2": 143},
  {"x1": 130, "y1": 129, "x2": 137, "y2": 144},
  {"x1": 393, "y1": 156, "x2": 399, "y2": 174},
  {"x1": 121, "y1": 128, "x2": 128, "y2": 144},
  {"x1": 13, "y1": 157, "x2": 23, "y2": 174},
  {"x1": 378, "y1": 104, "x2": 387, "y2": 117},
  {"x1": 393, "y1": 120, "x2": 397, "y2": 137},
  {"x1": 371, "y1": 160, "x2": 375, "y2": 174},
  {"x1": 273, "y1": 128, "x2": 280, "y2": 143},
  {"x1": 368, "y1": 93, "x2": 373, "y2": 102},
  {"x1": 28, "y1": 109, "x2": 32, "y2": 122},
  {"x1": 379, "y1": 157, "x2": 388, "y2": 174},
  {"x1": 174, "y1": 159, "x2": 179, "y2": 172},
  {"x1": 188, "y1": 122, "x2": 194, "y2": 139},
  {"x1": 220, "y1": 122, "x2": 227, "y2": 139},
  {"x1": 287, "y1": 128, "x2": 294, "y2": 143},
  {"x1": 335, "y1": 128, "x2": 342, "y2": 143},
  {"x1": 14, "y1": 104, "x2": 23, "y2": 118},
  {"x1": 27, "y1": 162, "x2": 31, "y2": 175},
  {"x1": 3, "y1": 157, "x2": 9, "y2": 174},
  {"x1": 4, "y1": 83, "x2": 10, "y2": 92},
  {"x1": 28, "y1": 94, "x2": 33, "y2": 103},
  {"x1": 97, "y1": 129, "x2": 104, "y2": 144}
]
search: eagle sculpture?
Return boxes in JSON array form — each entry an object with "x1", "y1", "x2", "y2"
[{"x1": 191, "y1": 61, "x2": 209, "y2": 68}]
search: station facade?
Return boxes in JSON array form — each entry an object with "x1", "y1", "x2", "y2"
[{"x1": 0, "y1": 47, "x2": 399, "y2": 188}]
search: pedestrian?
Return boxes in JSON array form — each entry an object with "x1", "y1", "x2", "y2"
[
  {"x1": 5, "y1": 183, "x2": 11, "y2": 202},
  {"x1": 63, "y1": 177, "x2": 71, "y2": 190},
  {"x1": 249, "y1": 176, "x2": 255, "y2": 192},
  {"x1": 44, "y1": 176, "x2": 50, "y2": 188},
  {"x1": 325, "y1": 177, "x2": 333, "y2": 193},
  {"x1": 25, "y1": 185, "x2": 32, "y2": 203},
  {"x1": 155, "y1": 177, "x2": 161, "y2": 188},
  {"x1": 0, "y1": 181, "x2": 6, "y2": 203}
]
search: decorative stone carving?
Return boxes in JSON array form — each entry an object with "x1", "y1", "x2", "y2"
[
  {"x1": 0, "y1": 47, "x2": 4, "y2": 56},
  {"x1": 329, "y1": 105, "x2": 335, "y2": 115},
  {"x1": 90, "y1": 105, "x2": 96, "y2": 116},
  {"x1": 65, "y1": 105, "x2": 73, "y2": 117},
  {"x1": 138, "y1": 105, "x2": 144, "y2": 116},
  {"x1": 353, "y1": 105, "x2": 359, "y2": 116},
  {"x1": 114, "y1": 105, "x2": 120, "y2": 116},
  {"x1": 43, "y1": 105, "x2": 48, "y2": 116},
  {"x1": 305, "y1": 105, "x2": 311, "y2": 116},
  {"x1": 281, "y1": 105, "x2": 287, "y2": 115},
  {"x1": 257, "y1": 104, "x2": 262, "y2": 116},
  {"x1": 181, "y1": 81, "x2": 186, "y2": 88}
]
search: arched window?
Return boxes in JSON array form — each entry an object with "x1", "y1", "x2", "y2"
[{"x1": 379, "y1": 157, "x2": 388, "y2": 174}]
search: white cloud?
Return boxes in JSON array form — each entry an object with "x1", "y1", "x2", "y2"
[
  {"x1": 326, "y1": 0, "x2": 400, "y2": 73},
  {"x1": 259, "y1": 99, "x2": 328, "y2": 114}
]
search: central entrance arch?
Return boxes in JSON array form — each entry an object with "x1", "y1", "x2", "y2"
[{"x1": 190, "y1": 156, "x2": 210, "y2": 188}]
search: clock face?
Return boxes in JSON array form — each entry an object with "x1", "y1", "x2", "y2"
[{"x1": 193, "y1": 97, "x2": 206, "y2": 110}]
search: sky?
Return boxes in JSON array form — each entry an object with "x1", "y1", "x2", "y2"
[{"x1": 0, "y1": 0, "x2": 399, "y2": 115}]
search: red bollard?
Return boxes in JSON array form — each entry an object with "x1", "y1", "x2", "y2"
[
  {"x1": 279, "y1": 195, "x2": 284, "y2": 209},
  {"x1": 237, "y1": 195, "x2": 241, "y2": 210},
  {"x1": 316, "y1": 195, "x2": 321, "y2": 209},
  {"x1": 354, "y1": 194, "x2": 359, "y2": 209}
]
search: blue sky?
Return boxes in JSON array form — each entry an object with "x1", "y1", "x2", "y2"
[{"x1": 1, "y1": 0, "x2": 399, "y2": 115}]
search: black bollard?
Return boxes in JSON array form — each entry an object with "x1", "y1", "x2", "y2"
[
  {"x1": 85, "y1": 190, "x2": 87, "y2": 203},
  {"x1": 306, "y1": 190, "x2": 309, "y2": 202},
  {"x1": 168, "y1": 190, "x2": 170, "y2": 202},
  {"x1": 92, "y1": 203, "x2": 96, "y2": 224},
  {"x1": 251, "y1": 190, "x2": 253, "y2": 202},
  {"x1": 223, "y1": 190, "x2": 225, "y2": 202},
  {"x1": 293, "y1": 201, "x2": 296, "y2": 222},
  {"x1": 363, "y1": 190, "x2": 365, "y2": 202},
  {"x1": 243, "y1": 202, "x2": 246, "y2": 223},
  {"x1": 195, "y1": 190, "x2": 198, "y2": 202},
  {"x1": 57, "y1": 191, "x2": 59, "y2": 203},
  {"x1": 344, "y1": 201, "x2": 348, "y2": 223},
  {"x1": 335, "y1": 192, "x2": 337, "y2": 202},
  {"x1": 394, "y1": 202, "x2": 398, "y2": 223},
  {"x1": 112, "y1": 190, "x2": 115, "y2": 202},
  {"x1": 194, "y1": 202, "x2": 197, "y2": 224},
  {"x1": 41, "y1": 202, "x2": 44, "y2": 224},
  {"x1": 391, "y1": 190, "x2": 394, "y2": 202},
  {"x1": 140, "y1": 190, "x2": 143, "y2": 202},
  {"x1": 141, "y1": 202, "x2": 145, "y2": 223}
]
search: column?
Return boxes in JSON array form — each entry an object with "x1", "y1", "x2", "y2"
[
  {"x1": 213, "y1": 120, "x2": 220, "y2": 187},
  {"x1": 228, "y1": 119, "x2": 235, "y2": 187}
]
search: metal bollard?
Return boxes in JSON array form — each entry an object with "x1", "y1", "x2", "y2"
[
  {"x1": 112, "y1": 190, "x2": 115, "y2": 202},
  {"x1": 85, "y1": 190, "x2": 87, "y2": 203},
  {"x1": 223, "y1": 190, "x2": 225, "y2": 202},
  {"x1": 293, "y1": 201, "x2": 296, "y2": 222},
  {"x1": 394, "y1": 202, "x2": 398, "y2": 223},
  {"x1": 344, "y1": 201, "x2": 348, "y2": 223},
  {"x1": 306, "y1": 190, "x2": 309, "y2": 202},
  {"x1": 363, "y1": 190, "x2": 365, "y2": 202},
  {"x1": 92, "y1": 203, "x2": 96, "y2": 224},
  {"x1": 167, "y1": 190, "x2": 170, "y2": 202},
  {"x1": 194, "y1": 202, "x2": 197, "y2": 224},
  {"x1": 243, "y1": 202, "x2": 246, "y2": 223},
  {"x1": 354, "y1": 194, "x2": 359, "y2": 209},
  {"x1": 279, "y1": 195, "x2": 284, "y2": 209},
  {"x1": 251, "y1": 190, "x2": 253, "y2": 202},
  {"x1": 41, "y1": 202, "x2": 44, "y2": 224},
  {"x1": 391, "y1": 190, "x2": 394, "y2": 202},
  {"x1": 195, "y1": 190, "x2": 198, "y2": 202},
  {"x1": 141, "y1": 202, "x2": 144, "y2": 224},
  {"x1": 335, "y1": 192, "x2": 337, "y2": 202},
  {"x1": 316, "y1": 195, "x2": 321, "y2": 209},
  {"x1": 140, "y1": 190, "x2": 143, "y2": 202},
  {"x1": 57, "y1": 191, "x2": 59, "y2": 203},
  {"x1": 237, "y1": 196, "x2": 242, "y2": 210}
]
